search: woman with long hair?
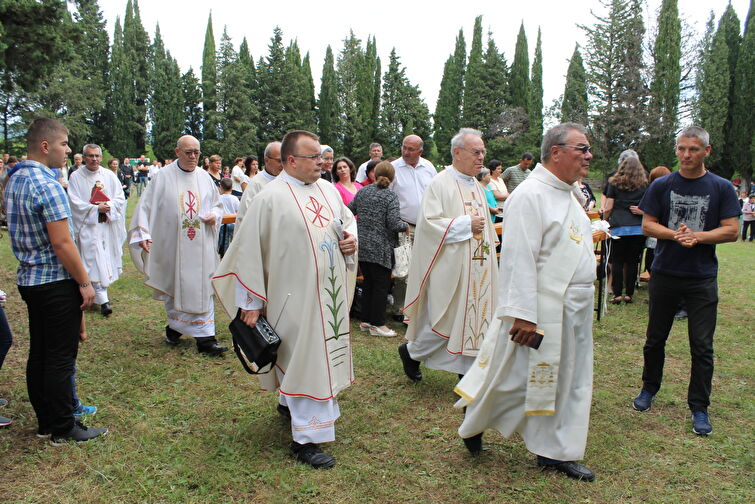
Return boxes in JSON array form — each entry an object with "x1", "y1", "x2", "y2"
[
  {"x1": 332, "y1": 157, "x2": 362, "y2": 206},
  {"x1": 348, "y1": 161, "x2": 408, "y2": 337},
  {"x1": 604, "y1": 156, "x2": 649, "y2": 304}
]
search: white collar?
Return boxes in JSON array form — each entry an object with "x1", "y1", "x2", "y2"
[
  {"x1": 448, "y1": 164, "x2": 475, "y2": 183},
  {"x1": 261, "y1": 169, "x2": 276, "y2": 182},
  {"x1": 279, "y1": 170, "x2": 306, "y2": 186}
]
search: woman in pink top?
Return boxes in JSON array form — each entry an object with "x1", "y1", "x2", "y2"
[{"x1": 332, "y1": 157, "x2": 362, "y2": 206}]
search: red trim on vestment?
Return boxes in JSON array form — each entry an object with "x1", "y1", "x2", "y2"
[
  {"x1": 403, "y1": 217, "x2": 457, "y2": 311},
  {"x1": 211, "y1": 271, "x2": 268, "y2": 302}
]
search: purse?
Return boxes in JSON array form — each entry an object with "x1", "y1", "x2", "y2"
[
  {"x1": 392, "y1": 233, "x2": 412, "y2": 279},
  {"x1": 228, "y1": 310, "x2": 281, "y2": 374}
]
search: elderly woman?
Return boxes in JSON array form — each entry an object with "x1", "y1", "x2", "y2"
[
  {"x1": 348, "y1": 161, "x2": 407, "y2": 337},
  {"x1": 332, "y1": 156, "x2": 363, "y2": 206},
  {"x1": 604, "y1": 156, "x2": 649, "y2": 304},
  {"x1": 320, "y1": 145, "x2": 334, "y2": 182},
  {"x1": 476, "y1": 167, "x2": 502, "y2": 222}
]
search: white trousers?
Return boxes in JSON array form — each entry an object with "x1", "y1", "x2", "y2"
[
  {"x1": 407, "y1": 301, "x2": 475, "y2": 375},
  {"x1": 93, "y1": 283, "x2": 109, "y2": 305},
  {"x1": 164, "y1": 297, "x2": 215, "y2": 338}
]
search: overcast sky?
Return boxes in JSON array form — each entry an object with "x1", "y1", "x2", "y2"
[{"x1": 95, "y1": 0, "x2": 750, "y2": 114}]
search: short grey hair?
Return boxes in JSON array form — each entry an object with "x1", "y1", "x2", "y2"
[
  {"x1": 541, "y1": 123, "x2": 587, "y2": 163},
  {"x1": 263, "y1": 141, "x2": 279, "y2": 159},
  {"x1": 320, "y1": 145, "x2": 334, "y2": 154},
  {"x1": 369, "y1": 142, "x2": 381, "y2": 149},
  {"x1": 450, "y1": 128, "x2": 484, "y2": 160},
  {"x1": 617, "y1": 149, "x2": 639, "y2": 166},
  {"x1": 82, "y1": 144, "x2": 101, "y2": 154},
  {"x1": 676, "y1": 125, "x2": 709, "y2": 148},
  {"x1": 475, "y1": 167, "x2": 490, "y2": 181}
]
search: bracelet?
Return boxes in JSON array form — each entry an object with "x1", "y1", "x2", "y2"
[{"x1": 79, "y1": 282, "x2": 90, "y2": 288}]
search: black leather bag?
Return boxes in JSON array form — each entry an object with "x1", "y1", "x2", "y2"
[{"x1": 228, "y1": 311, "x2": 281, "y2": 374}]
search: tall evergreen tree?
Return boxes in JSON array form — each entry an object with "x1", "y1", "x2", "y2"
[
  {"x1": 434, "y1": 29, "x2": 466, "y2": 161},
  {"x1": 719, "y1": 4, "x2": 742, "y2": 179},
  {"x1": 644, "y1": 0, "x2": 682, "y2": 168},
  {"x1": 481, "y1": 32, "x2": 508, "y2": 126},
  {"x1": 149, "y1": 24, "x2": 183, "y2": 161},
  {"x1": 181, "y1": 67, "x2": 202, "y2": 138},
  {"x1": 354, "y1": 36, "x2": 380, "y2": 157},
  {"x1": 201, "y1": 13, "x2": 219, "y2": 154},
  {"x1": 257, "y1": 27, "x2": 287, "y2": 144},
  {"x1": 105, "y1": 17, "x2": 136, "y2": 157},
  {"x1": 509, "y1": 22, "x2": 530, "y2": 112},
  {"x1": 237, "y1": 36, "x2": 260, "y2": 152},
  {"x1": 730, "y1": 0, "x2": 754, "y2": 188},
  {"x1": 317, "y1": 46, "x2": 340, "y2": 150},
  {"x1": 122, "y1": 0, "x2": 149, "y2": 153},
  {"x1": 301, "y1": 52, "x2": 318, "y2": 133},
  {"x1": 337, "y1": 31, "x2": 366, "y2": 160},
  {"x1": 527, "y1": 28, "x2": 544, "y2": 150},
  {"x1": 462, "y1": 16, "x2": 486, "y2": 129},
  {"x1": 281, "y1": 40, "x2": 313, "y2": 132},
  {"x1": 693, "y1": 12, "x2": 717, "y2": 124},
  {"x1": 561, "y1": 44, "x2": 589, "y2": 125}
]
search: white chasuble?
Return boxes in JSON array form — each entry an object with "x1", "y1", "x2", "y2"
[
  {"x1": 213, "y1": 174, "x2": 357, "y2": 401},
  {"x1": 68, "y1": 167, "x2": 127, "y2": 287},
  {"x1": 456, "y1": 165, "x2": 596, "y2": 461},
  {"x1": 403, "y1": 166, "x2": 498, "y2": 359},
  {"x1": 236, "y1": 169, "x2": 276, "y2": 226},
  {"x1": 129, "y1": 162, "x2": 222, "y2": 314}
]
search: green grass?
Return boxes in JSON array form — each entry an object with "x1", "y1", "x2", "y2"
[{"x1": 0, "y1": 198, "x2": 753, "y2": 503}]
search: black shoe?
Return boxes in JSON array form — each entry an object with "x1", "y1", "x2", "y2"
[
  {"x1": 537, "y1": 457, "x2": 595, "y2": 482},
  {"x1": 50, "y1": 421, "x2": 108, "y2": 446},
  {"x1": 462, "y1": 433, "x2": 482, "y2": 455},
  {"x1": 291, "y1": 442, "x2": 336, "y2": 469},
  {"x1": 165, "y1": 326, "x2": 181, "y2": 346},
  {"x1": 277, "y1": 404, "x2": 291, "y2": 419},
  {"x1": 398, "y1": 343, "x2": 422, "y2": 382},
  {"x1": 196, "y1": 337, "x2": 228, "y2": 356},
  {"x1": 392, "y1": 314, "x2": 405, "y2": 323},
  {"x1": 100, "y1": 302, "x2": 112, "y2": 317}
]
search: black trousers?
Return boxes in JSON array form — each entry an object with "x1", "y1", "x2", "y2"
[
  {"x1": 610, "y1": 235, "x2": 645, "y2": 297},
  {"x1": 359, "y1": 261, "x2": 392, "y2": 327},
  {"x1": 18, "y1": 279, "x2": 82, "y2": 435},
  {"x1": 642, "y1": 272, "x2": 718, "y2": 412},
  {"x1": 742, "y1": 220, "x2": 754, "y2": 240}
]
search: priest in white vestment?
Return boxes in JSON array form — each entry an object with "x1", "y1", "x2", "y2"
[
  {"x1": 455, "y1": 123, "x2": 597, "y2": 482},
  {"x1": 398, "y1": 128, "x2": 498, "y2": 380},
  {"x1": 235, "y1": 141, "x2": 282, "y2": 226},
  {"x1": 213, "y1": 130, "x2": 357, "y2": 469},
  {"x1": 68, "y1": 144, "x2": 127, "y2": 317},
  {"x1": 129, "y1": 135, "x2": 227, "y2": 355}
]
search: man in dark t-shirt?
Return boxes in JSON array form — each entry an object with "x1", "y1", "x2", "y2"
[{"x1": 632, "y1": 126, "x2": 740, "y2": 437}]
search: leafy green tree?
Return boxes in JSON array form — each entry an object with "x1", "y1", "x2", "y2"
[
  {"x1": 354, "y1": 36, "x2": 380, "y2": 158},
  {"x1": 509, "y1": 22, "x2": 530, "y2": 112},
  {"x1": 434, "y1": 29, "x2": 466, "y2": 161},
  {"x1": 149, "y1": 25, "x2": 183, "y2": 161},
  {"x1": 481, "y1": 33, "x2": 508, "y2": 126},
  {"x1": 644, "y1": 0, "x2": 681, "y2": 168},
  {"x1": 317, "y1": 45, "x2": 340, "y2": 150},
  {"x1": 201, "y1": 13, "x2": 219, "y2": 154},
  {"x1": 281, "y1": 40, "x2": 314, "y2": 133},
  {"x1": 181, "y1": 67, "x2": 202, "y2": 138},
  {"x1": 730, "y1": 0, "x2": 754, "y2": 188},
  {"x1": 561, "y1": 44, "x2": 588, "y2": 125},
  {"x1": 462, "y1": 16, "x2": 485, "y2": 129},
  {"x1": 337, "y1": 31, "x2": 365, "y2": 160}
]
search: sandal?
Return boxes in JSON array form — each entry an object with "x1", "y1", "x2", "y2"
[
  {"x1": 609, "y1": 296, "x2": 623, "y2": 305},
  {"x1": 624, "y1": 296, "x2": 633, "y2": 304}
]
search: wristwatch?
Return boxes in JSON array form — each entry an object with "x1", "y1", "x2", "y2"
[{"x1": 79, "y1": 282, "x2": 90, "y2": 288}]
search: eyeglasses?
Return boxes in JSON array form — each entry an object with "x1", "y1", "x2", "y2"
[
  {"x1": 292, "y1": 153, "x2": 323, "y2": 160},
  {"x1": 181, "y1": 150, "x2": 201, "y2": 157},
  {"x1": 460, "y1": 147, "x2": 487, "y2": 157},
  {"x1": 558, "y1": 144, "x2": 592, "y2": 154},
  {"x1": 84, "y1": 154, "x2": 102, "y2": 158}
]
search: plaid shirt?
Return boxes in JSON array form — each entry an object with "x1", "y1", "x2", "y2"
[{"x1": 4, "y1": 160, "x2": 73, "y2": 286}]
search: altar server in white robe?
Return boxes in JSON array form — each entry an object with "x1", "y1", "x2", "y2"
[
  {"x1": 235, "y1": 141, "x2": 282, "y2": 226},
  {"x1": 213, "y1": 130, "x2": 357, "y2": 469},
  {"x1": 398, "y1": 128, "x2": 498, "y2": 381},
  {"x1": 68, "y1": 143, "x2": 127, "y2": 317},
  {"x1": 129, "y1": 135, "x2": 227, "y2": 355},
  {"x1": 455, "y1": 123, "x2": 597, "y2": 482}
]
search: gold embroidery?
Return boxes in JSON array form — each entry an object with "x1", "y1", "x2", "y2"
[
  {"x1": 529, "y1": 362, "x2": 555, "y2": 389},
  {"x1": 568, "y1": 223, "x2": 583, "y2": 244}
]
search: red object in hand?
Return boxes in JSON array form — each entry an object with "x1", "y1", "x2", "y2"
[{"x1": 89, "y1": 188, "x2": 110, "y2": 204}]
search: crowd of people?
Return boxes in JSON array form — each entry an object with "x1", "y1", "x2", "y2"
[{"x1": 0, "y1": 117, "x2": 747, "y2": 483}]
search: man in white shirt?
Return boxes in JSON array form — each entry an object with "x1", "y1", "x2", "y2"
[
  {"x1": 355, "y1": 143, "x2": 383, "y2": 183},
  {"x1": 231, "y1": 158, "x2": 246, "y2": 198}
]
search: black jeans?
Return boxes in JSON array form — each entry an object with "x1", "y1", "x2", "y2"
[
  {"x1": 359, "y1": 261, "x2": 392, "y2": 327},
  {"x1": 610, "y1": 235, "x2": 645, "y2": 297},
  {"x1": 0, "y1": 305, "x2": 11, "y2": 369},
  {"x1": 642, "y1": 272, "x2": 718, "y2": 412},
  {"x1": 742, "y1": 220, "x2": 754, "y2": 240},
  {"x1": 18, "y1": 279, "x2": 82, "y2": 435}
]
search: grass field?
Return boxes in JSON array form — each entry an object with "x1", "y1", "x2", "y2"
[{"x1": 0, "y1": 198, "x2": 753, "y2": 503}]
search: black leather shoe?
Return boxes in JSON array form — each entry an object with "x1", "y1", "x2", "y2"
[
  {"x1": 398, "y1": 343, "x2": 422, "y2": 382},
  {"x1": 462, "y1": 433, "x2": 482, "y2": 455},
  {"x1": 277, "y1": 404, "x2": 291, "y2": 419},
  {"x1": 100, "y1": 302, "x2": 112, "y2": 317},
  {"x1": 392, "y1": 314, "x2": 405, "y2": 323},
  {"x1": 291, "y1": 442, "x2": 335, "y2": 469},
  {"x1": 537, "y1": 458, "x2": 595, "y2": 482},
  {"x1": 196, "y1": 337, "x2": 228, "y2": 356},
  {"x1": 165, "y1": 326, "x2": 181, "y2": 346}
]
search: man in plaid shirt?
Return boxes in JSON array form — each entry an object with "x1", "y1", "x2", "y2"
[{"x1": 4, "y1": 118, "x2": 107, "y2": 445}]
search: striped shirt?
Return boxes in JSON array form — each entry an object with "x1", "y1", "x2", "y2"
[{"x1": 5, "y1": 160, "x2": 73, "y2": 286}]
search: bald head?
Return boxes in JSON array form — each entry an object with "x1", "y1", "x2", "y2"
[
  {"x1": 174, "y1": 135, "x2": 201, "y2": 171},
  {"x1": 401, "y1": 135, "x2": 424, "y2": 167},
  {"x1": 264, "y1": 141, "x2": 283, "y2": 176}
]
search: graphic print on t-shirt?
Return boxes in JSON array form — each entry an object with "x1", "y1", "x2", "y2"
[{"x1": 669, "y1": 191, "x2": 709, "y2": 232}]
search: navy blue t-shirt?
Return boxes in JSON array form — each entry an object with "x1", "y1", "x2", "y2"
[{"x1": 638, "y1": 170, "x2": 741, "y2": 278}]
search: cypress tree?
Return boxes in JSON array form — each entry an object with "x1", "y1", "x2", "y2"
[
  {"x1": 698, "y1": 19, "x2": 730, "y2": 173},
  {"x1": 462, "y1": 16, "x2": 486, "y2": 129},
  {"x1": 509, "y1": 22, "x2": 530, "y2": 112},
  {"x1": 527, "y1": 28, "x2": 544, "y2": 150},
  {"x1": 337, "y1": 31, "x2": 365, "y2": 160},
  {"x1": 645, "y1": 0, "x2": 681, "y2": 168},
  {"x1": 150, "y1": 24, "x2": 183, "y2": 161},
  {"x1": 281, "y1": 40, "x2": 311, "y2": 132},
  {"x1": 434, "y1": 29, "x2": 466, "y2": 162},
  {"x1": 122, "y1": 0, "x2": 149, "y2": 153},
  {"x1": 105, "y1": 17, "x2": 135, "y2": 157},
  {"x1": 201, "y1": 13, "x2": 219, "y2": 154},
  {"x1": 301, "y1": 52, "x2": 318, "y2": 133},
  {"x1": 561, "y1": 44, "x2": 588, "y2": 125},
  {"x1": 317, "y1": 46, "x2": 340, "y2": 150},
  {"x1": 181, "y1": 67, "x2": 202, "y2": 138},
  {"x1": 730, "y1": 0, "x2": 754, "y2": 188},
  {"x1": 719, "y1": 4, "x2": 742, "y2": 179},
  {"x1": 257, "y1": 27, "x2": 287, "y2": 143}
]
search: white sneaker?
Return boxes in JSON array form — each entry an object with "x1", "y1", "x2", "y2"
[{"x1": 370, "y1": 326, "x2": 397, "y2": 337}]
